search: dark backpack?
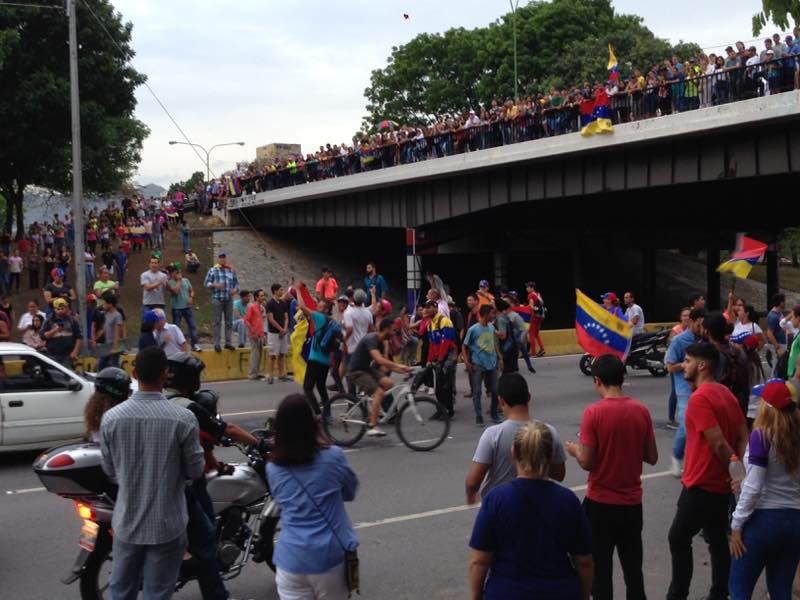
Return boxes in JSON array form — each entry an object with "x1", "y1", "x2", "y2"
[{"x1": 715, "y1": 343, "x2": 750, "y2": 416}]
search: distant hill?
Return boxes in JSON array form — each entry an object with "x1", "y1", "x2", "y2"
[{"x1": 136, "y1": 183, "x2": 165, "y2": 198}]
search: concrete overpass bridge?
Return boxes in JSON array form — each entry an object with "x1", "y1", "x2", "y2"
[{"x1": 228, "y1": 91, "x2": 800, "y2": 324}]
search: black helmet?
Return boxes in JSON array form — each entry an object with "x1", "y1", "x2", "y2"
[
  {"x1": 94, "y1": 367, "x2": 131, "y2": 401},
  {"x1": 193, "y1": 389, "x2": 220, "y2": 416},
  {"x1": 166, "y1": 352, "x2": 205, "y2": 393}
]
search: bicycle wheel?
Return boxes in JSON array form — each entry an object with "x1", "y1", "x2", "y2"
[
  {"x1": 396, "y1": 395, "x2": 450, "y2": 451},
  {"x1": 322, "y1": 393, "x2": 368, "y2": 447}
]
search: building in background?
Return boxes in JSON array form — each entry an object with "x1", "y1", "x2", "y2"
[{"x1": 256, "y1": 143, "x2": 301, "y2": 164}]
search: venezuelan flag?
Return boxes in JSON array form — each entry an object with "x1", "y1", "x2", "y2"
[
  {"x1": 575, "y1": 289, "x2": 632, "y2": 359},
  {"x1": 607, "y1": 44, "x2": 619, "y2": 81},
  {"x1": 512, "y1": 305, "x2": 532, "y2": 332},
  {"x1": 717, "y1": 236, "x2": 767, "y2": 279},
  {"x1": 289, "y1": 284, "x2": 318, "y2": 385}
]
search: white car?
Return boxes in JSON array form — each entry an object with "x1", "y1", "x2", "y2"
[{"x1": 0, "y1": 343, "x2": 132, "y2": 452}]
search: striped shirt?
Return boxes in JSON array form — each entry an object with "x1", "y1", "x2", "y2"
[
  {"x1": 203, "y1": 265, "x2": 240, "y2": 302},
  {"x1": 100, "y1": 391, "x2": 204, "y2": 544}
]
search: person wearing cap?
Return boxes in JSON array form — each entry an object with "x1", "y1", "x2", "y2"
[
  {"x1": 476, "y1": 280, "x2": 495, "y2": 308},
  {"x1": 203, "y1": 252, "x2": 240, "y2": 352},
  {"x1": 666, "y1": 342, "x2": 748, "y2": 600},
  {"x1": 600, "y1": 293, "x2": 626, "y2": 320},
  {"x1": 42, "y1": 298, "x2": 82, "y2": 368},
  {"x1": 43, "y1": 267, "x2": 75, "y2": 315},
  {"x1": 185, "y1": 249, "x2": 200, "y2": 274},
  {"x1": 729, "y1": 378, "x2": 800, "y2": 599},
  {"x1": 315, "y1": 267, "x2": 338, "y2": 304}
]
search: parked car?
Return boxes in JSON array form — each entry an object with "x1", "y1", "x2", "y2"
[{"x1": 0, "y1": 343, "x2": 135, "y2": 452}]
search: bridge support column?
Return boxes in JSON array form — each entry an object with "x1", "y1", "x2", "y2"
[
  {"x1": 706, "y1": 241, "x2": 721, "y2": 310},
  {"x1": 766, "y1": 241, "x2": 779, "y2": 306},
  {"x1": 493, "y1": 251, "x2": 507, "y2": 290},
  {"x1": 406, "y1": 228, "x2": 422, "y2": 311},
  {"x1": 572, "y1": 248, "x2": 582, "y2": 291}
]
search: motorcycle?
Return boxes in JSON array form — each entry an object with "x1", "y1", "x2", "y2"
[
  {"x1": 579, "y1": 329, "x2": 670, "y2": 377},
  {"x1": 33, "y1": 432, "x2": 280, "y2": 600}
]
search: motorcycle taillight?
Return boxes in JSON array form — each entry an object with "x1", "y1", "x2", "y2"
[
  {"x1": 47, "y1": 454, "x2": 75, "y2": 468},
  {"x1": 74, "y1": 501, "x2": 95, "y2": 521}
]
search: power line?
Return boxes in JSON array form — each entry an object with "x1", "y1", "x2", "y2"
[
  {"x1": 77, "y1": 0, "x2": 216, "y2": 180},
  {"x1": 0, "y1": 2, "x2": 63, "y2": 8}
]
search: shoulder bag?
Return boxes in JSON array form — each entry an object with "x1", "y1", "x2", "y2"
[{"x1": 286, "y1": 468, "x2": 360, "y2": 596}]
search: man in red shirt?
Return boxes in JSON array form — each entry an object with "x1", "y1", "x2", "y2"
[
  {"x1": 243, "y1": 289, "x2": 266, "y2": 380},
  {"x1": 566, "y1": 354, "x2": 657, "y2": 600},
  {"x1": 315, "y1": 267, "x2": 338, "y2": 304},
  {"x1": 666, "y1": 342, "x2": 748, "y2": 600}
]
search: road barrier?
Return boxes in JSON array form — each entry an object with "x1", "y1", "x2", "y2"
[{"x1": 74, "y1": 322, "x2": 675, "y2": 381}]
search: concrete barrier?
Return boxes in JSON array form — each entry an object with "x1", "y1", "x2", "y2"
[{"x1": 75, "y1": 322, "x2": 675, "y2": 382}]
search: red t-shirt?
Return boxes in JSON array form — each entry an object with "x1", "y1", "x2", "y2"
[
  {"x1": 682, "y1": 382, "x2": 745, "y2": 494},
  {"x1": 580, "y1": 396, "x2": 655, "y2": 505},
  {"x1": 18, "y1": 238, "x2": 30, "y2": 254}
]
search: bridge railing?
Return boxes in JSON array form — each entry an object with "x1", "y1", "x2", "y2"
[{"x1": 234, "y1": 57, "x2": 796, "y2": 197}]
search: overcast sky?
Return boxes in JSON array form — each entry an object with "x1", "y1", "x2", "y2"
[{"x1": 111, "y1": 0, "x2": 780, "y2": 188}]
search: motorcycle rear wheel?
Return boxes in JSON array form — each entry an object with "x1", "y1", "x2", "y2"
[{"x1": 79, "y1": 546, "x2": 112, "y2": 600}]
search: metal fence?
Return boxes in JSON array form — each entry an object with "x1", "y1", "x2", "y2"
[{"x1": 237, "y1": 58, "x2": 796, "y2": 196}]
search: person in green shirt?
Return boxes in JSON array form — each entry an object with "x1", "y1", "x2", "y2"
[
  {"x1": 786, "y1": 307, "x2": 800, "y2": 379},
  {"x1": 92, "y1": 267, "x2": 119, "y2": 307},
  {"x1": 167, "y1": 267, "x2": 199, "y2": 352}
]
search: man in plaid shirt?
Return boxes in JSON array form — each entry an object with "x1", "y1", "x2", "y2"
[{"x1": 204, "y1": 251, "x2": 240, "y2": 352}]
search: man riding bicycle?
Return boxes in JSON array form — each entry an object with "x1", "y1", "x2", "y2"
[{"x1": 346, "y1": 317, "x2": 411, "y2": 437}]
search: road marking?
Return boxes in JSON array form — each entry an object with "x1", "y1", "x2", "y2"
[
  {"x1": 5, "y1": 486, "x2": 46, "y2": 495},
  {"x1": 353, "y1": 469, "x2": 674, "y2": 530},
  {"x1": 222, "y1": 409, "x2": 276, "y2": 417}
]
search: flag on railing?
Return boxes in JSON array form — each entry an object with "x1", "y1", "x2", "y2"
[
  {"x1": 575, "y1": 288, "x2": 633, "y2": 359},
  {"x1": 717, "y1": 235, "x2": 768, "y2": 279},
  {"x1": 580, "y1": 85, "x2": 613, "y2": 136},
  {"x1": 227, "y1": 176, "x2": 242, "y2": 197},
  {"x1": 607, "y1": 44, "x2": 619, "y2": 82}
]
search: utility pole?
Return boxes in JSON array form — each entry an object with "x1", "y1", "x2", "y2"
[
  {"x1": 509, "y1": 0, "x2": 519, "y2": 99},
  {"x1": 68, "y1": 0, "x2": 88, "y2": 354}
]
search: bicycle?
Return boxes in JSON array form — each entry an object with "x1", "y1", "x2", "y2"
[{"x1": 321, "y1": 365, "x2": 450, "y2": 451}]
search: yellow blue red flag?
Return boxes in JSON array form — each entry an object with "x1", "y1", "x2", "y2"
[
  {"x1": 575, "y1": 289, "x2": 632, "y2": 359},
  {"x1": 717, "y1": 236, "x2": 767, "y2": 279}
]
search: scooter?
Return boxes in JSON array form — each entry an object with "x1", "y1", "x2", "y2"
[
  {"x1": 33, "y1": 433, "x2": 280, "y2": 600},
  {"x1": 579, "y1": 329, "x2": 670, "y2": 377}
]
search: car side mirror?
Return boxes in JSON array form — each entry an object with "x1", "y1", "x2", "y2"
[{"x1": 68, "y1": 379, "x2": 82, "y2": 392}]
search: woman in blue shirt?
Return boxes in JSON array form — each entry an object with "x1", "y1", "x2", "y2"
[
  {"x1": 267, "y1": 394, "x2": 359, "y2": 599},
  {"x1": 469, "y1": 422, "x2": 593, "y2": 600}
]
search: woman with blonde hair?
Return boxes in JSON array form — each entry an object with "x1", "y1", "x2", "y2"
[
  {"x1": 729, "y1": 379, "x2": 800, "y2": 599},
  {"x1": 469, "y1": 422, "x2": 593, "y2": 600}
]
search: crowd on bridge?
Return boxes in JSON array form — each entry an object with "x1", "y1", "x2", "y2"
[{"x1": 207, "y1": 31, "x2": 800, "y2": 198}]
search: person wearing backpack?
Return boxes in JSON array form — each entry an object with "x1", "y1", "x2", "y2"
[
  {"x1": 704, "y1": 312, "x2": 751, "y2": 418},
  {"x1": 296, "y1": 294, "x2": 340, "y2": 415}
]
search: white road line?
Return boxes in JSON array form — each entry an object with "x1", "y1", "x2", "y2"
[
  {"x1": 5, "y1": 487, "x2": 46, "y2": 495},
  {"x1": 353, "y1": 469, "x2": 674, "y2": 530},
  {"x1": 222, "y1": 409, "x2": 276, "y2": 417}
]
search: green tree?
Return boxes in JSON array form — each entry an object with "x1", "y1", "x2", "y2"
[
  {"x1": 168, "y1": 171, "x2": 205, "y2": 195},
  {"x1": 0, "y1": 1, "x2": 148, "y2": 238},
  {"x1": 363, "y1": 0, "x2": 701, "y2": 129},
  {"x1": 753, "y1": 0, "x2": 800, "y2": 35}
]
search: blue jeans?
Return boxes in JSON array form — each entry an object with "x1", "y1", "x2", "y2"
[
  {"x1": 729, "y1": 508, "x2": 800, "y2": 600},
  {"x1": 181, "y1": 232, "x2": 190, "y2": 253},
  {"x1": 232, "y1": 318, "x2": 247, "y2": 346},
  {"x1": 672, "y1": 394, "x2": 689, "y2": 459},
  {"x1": 97, "y1": 353, "x2": 120, "y2": 370},
  {"x1": 469, "y1": 366, "x2": 498, "y2": 419},
  {"x1": 110, "y1": 533, "x2": 186, "y2": 600},
  {"x1": 172, "y1": 307, "x2": 198, "y2": 346},
  {"x1": 668, "y1": 374, "x2": 677, "y2": 421},
  {"x1": 185, "y1": 482, "x2": 229, "y2": 600}
]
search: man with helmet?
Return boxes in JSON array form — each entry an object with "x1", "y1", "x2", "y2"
[{"x1": 165, "y1": 352, "x2": 263, "y2": 600}]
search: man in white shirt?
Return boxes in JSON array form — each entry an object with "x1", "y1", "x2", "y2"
[
  {"x1": 151, "y1": 309, "x2": 188, "y2": 357},
  {"x1": 624, "y1": 291, "x2": 646, "y2": 336},
  {"x1": 343, "y1": 289, "x2": 374, "y2": 368}
]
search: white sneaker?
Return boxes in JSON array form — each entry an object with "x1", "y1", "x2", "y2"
[
  {"x1": 366, "y1": 427, "x2": 387, "y2": 437},
  {"x1": 670, "y1": 456, "x2": 683, "y2": 478}
]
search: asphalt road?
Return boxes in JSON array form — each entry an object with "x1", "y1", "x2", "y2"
[{"x1": 0, "y1": 356, "x2": 768, "y2": 600}]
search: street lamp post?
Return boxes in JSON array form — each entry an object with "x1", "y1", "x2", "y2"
[
  {"x1": 168, "y1": 141, "x2": 245, "y2": 183},
  {"x1": 509, "y1": 0, "x2": 520, "y2": 100}
]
